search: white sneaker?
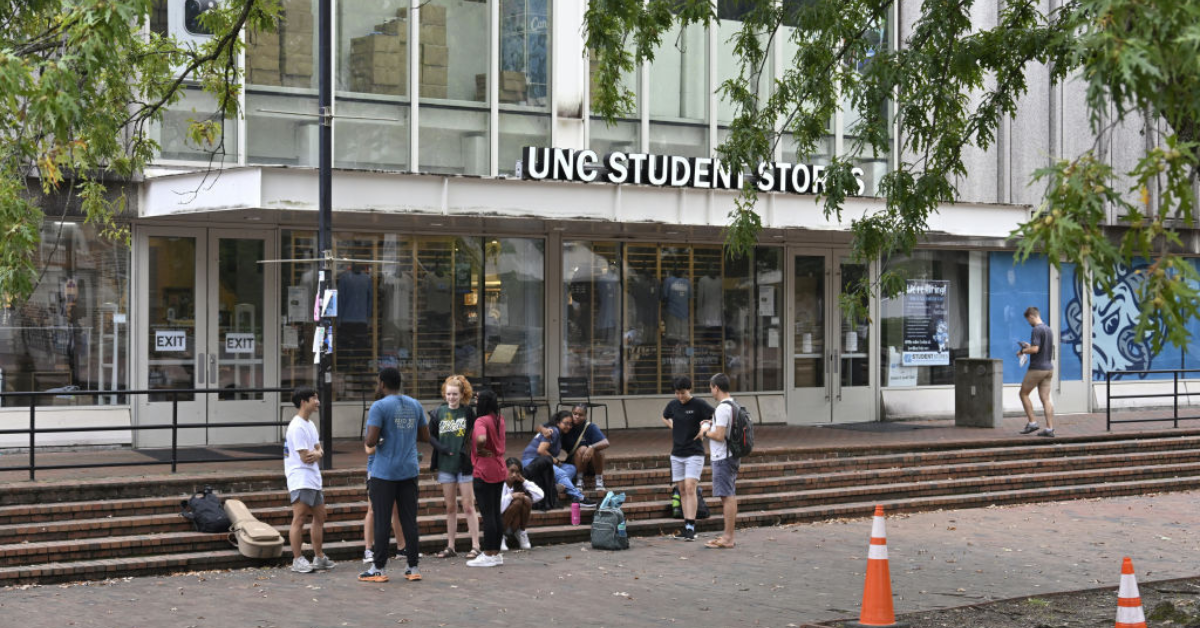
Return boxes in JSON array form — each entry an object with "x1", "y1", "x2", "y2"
[
  {"x1": 362, "y1": 549, "x2": 374, "y2": 565},
  {"x1": 291, "y1": 556, "x2": 314, "y2": 573},
  {"x1": 312, "y1": 555, "x2": 335, "y2": 570},
  {"x1": 500, "y1": 537, "x2": 508, "y2": 552},
  {"x1": 516, "y1": 530, "x2": 532, "y2": 550},
  {"x1": 466, "y1": 552, "x2": 501, "y2": 568},
  {"x1": 594, "y1": 477, "x2": 606, "y2": 491}
]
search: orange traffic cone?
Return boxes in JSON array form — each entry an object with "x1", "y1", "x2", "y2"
[
  {"x1": 1115, "y1": 557, "x2": 1147, "y2": 628},
  {"x1": 846, "y1": 505, "x2": 908, "y2": 628}
]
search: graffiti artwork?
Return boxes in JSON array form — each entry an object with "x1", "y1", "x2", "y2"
[{"x1": 1061, "y1": 261, "x2": 1170, "y2": 381}]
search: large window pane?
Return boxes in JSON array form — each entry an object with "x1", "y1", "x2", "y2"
[
  {"x1": 880, "y1": 250, "x2": 988, "y2": 386},
  {"x1": 649, "y1": 21, "x2": 706, "y2": 122},
  {"x1": 649, "y1": 123, "x2": 708, "y2": 159},
  {"x1": 754, "y1": 247, "x2": 783, "y2": 390},
  {"x1": 717, "y1": 0, "x2": 769, "y2": 124},
  {"x1": 563, "y1": 242, "x2": 622, "y2": 396},
  {"x1": 281, "y1": 232, "x2": 544, "y2": 400},
  {"x1": 158, "y1": 87, "x2": 238, "y2": 163},
  {"x1": 247, "y1": 0, "x2": 317, "y2": 165},
  {"x1": 337, "y1": 1, "x2": 409, "y2": 170},
  {"x1": 500, "y1": 112, "x2": 550, "y2": 175},
  {"x1": 500, "y1": 0, "x2": 550, "y2": 108},
  {"x1": 1, "y1": 222, "x2": 130, "y2": 406},
  {"x1": 588, "y1": 46, "x2": 639, "y2": 155},
  {"x1": 419, "y1": 0, "x2": 489, "y2": 174},
  {"x1": 485, "y1": 238, "x2": 545, "y2": 395},
  {"x1": 988, "y1": 252, "x2": 1049, "y2": 384},
  {"x1": 1092, "y1": 260, "x2": 1181, "y2": 381}
]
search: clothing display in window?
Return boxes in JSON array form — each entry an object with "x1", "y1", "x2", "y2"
[
  {"x1": 423, "y1": 269, "x2": 453, "y2": 314},
  {"x1": 697, "y1": 274, "x2": 722, "y2": 328},
  {"x1": 662, "y1": 274, "x2": 691, "y2": 341},
  {"x1": 336, "y1": 267, "x2": 373, "y2": 324},
  {"x1": 595, "y1": 270, "x2": 619, "y2": 332}
]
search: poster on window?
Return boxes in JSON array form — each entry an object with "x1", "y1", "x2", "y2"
[{"x1": 902, "y1": 279, "x2": 950, "y2": 366}]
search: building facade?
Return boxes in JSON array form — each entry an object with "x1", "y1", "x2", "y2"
[{"x1": 0, "y1": 0, "x2": 1190, "y2": 447}]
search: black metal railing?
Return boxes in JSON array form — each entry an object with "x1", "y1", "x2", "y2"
[
  {"x1": 0, "y1": 387, "x2": 291, "y2": 480},
  {"x1": 1106, "y1": 369, "x2": 1200, "y2": 430}
]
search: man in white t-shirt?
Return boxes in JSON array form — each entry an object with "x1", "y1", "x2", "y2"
[
  {"x1": 702, "y1": 373, "x2": 738, "y2": 550},
  {"x1": 285, "y1": 387, "x2": 333, "y2": 573}
]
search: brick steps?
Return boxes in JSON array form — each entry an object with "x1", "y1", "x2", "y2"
[
  {"x1": 2, "y1": 472, "x2": 1198, "y2": 585},
  {"x1": 5, "y1": 442, "x2": 1199, "y2": 534},
  {"x1": 7, "y1": 454, "x2": 1200, "y2": 565}
]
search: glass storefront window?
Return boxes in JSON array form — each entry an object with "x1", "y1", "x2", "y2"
[
  {"x1": 281, "y1": 231, "x2": 544, "y2": 400},
  {"x1": 158, "y1": 87, "x2": 239, "y2": 163},
  {"x1": 247, "y1": 0, "x2": 318, "y2": 166},
  {"x1": 563, "y1": 242, "x2": 779, "y2": 395},
  {"x1": 1, "y1": 221, "x2": 130, "y2": 406},
  {"x1": 336, "y1": 1, "x2": 410, "y2": 170},
  {"x1": 500, "y1": 112, "x2": 550, "y2": 176},
  {"x1": 648, "y1": 16, "x2": 707, "y2": 159},
  {"x1": 716, "y1": 0, "x2": 770, "y2": 125},
  {"x1": 880, "y1": 250, "x2": 988, "y2": 386},
  {"x1": 419, "y1": 0, "x2": 489, "y2": 174},
  {"x1": 500, "y1": 0, "x2": 550, "y2": 109},
  {"x1": 988, "y1": 252, "x2": 1049, "y2": 384},
  {"x1": 589, "y1": 46, "x2": 639, "y2": 156}
]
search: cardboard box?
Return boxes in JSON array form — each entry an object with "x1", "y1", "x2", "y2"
[
  {"x1": 282, "y1": 74, "x2": 313, "y2": 88},
  {"x1": 249, "y1": 68, "x2": 282, "y2": 86},
  {"x1": 421, "y1": 4, "x2": 446, "y2": 25},
  {"x1": 376, "y1": 18, "x2": 408, "y2": 38},
  {"x1": 283, "y1": 57, "x2": 313, "y2": 76},
  {"x1": 419, "y1": 24, "x2": 446, "y2": 46},
  {"x1": 421, "y1": 84, "x2": 448, "y2": 99},
  {"x1": 248, "y1": 51, "x2": 280, "y2": 73},
  {"x1": 352, "y1": 34, "x2": 402, "y2": 55},
  {"x1": 421, "y1": 44, "x2": 448, "y2": 68},
  {"x1": 420, "y1": 64, "x2": 448, "y2": 86}
]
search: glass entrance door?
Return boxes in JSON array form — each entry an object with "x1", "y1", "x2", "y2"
[
  {"x1": 136, "y1": 228, "x2": 276, "y2": 447},
  {"x1": 787, "y1": 250, "x2": 876, "y2": 423}
]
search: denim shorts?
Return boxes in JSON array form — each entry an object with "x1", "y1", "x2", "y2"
[
  {"x1": 711, "y1": 457, "x2": 740, "y2": 497},
  {"x1": 670, "y1": 455, "x2": 706, "y2": 482},
  {"x1": 436, "y1": 470, "x2": 473, "y2": 484}
]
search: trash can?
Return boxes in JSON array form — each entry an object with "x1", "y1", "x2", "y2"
[{"x1": 954, "y1": 358, "x2": 1003, "y2": 428}]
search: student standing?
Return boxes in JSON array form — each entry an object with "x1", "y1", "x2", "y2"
[
  {"x1": 429, "y1": 375, "x2": 481, "y2": 559},
  {"x1": 703, "y1": 373, "x2": 739, "y2": 550},
  {"x1": 661, "y1": 376, "x2": 713, "y2": 541},
  {"x1": 284, "y1": 387, "x2": 333, "y2": 573},
  {"x1": 359, "y1": 368, "x2": 429, "y2": 583},
  {"x1": 468, "y1": 389, "x2": 506, "y2": 567}
]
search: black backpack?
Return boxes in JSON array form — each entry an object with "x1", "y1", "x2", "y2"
[
  {"x1": 722, "y1": 399, "x2": 755, "y2": 458},
  {"x1": 181, "y1": 486, "x2": 232, "y2": 533}
]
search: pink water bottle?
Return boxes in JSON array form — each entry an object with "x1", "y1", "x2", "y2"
[{"x1": 571, "y1": 501, "x2": 581, "y2": 525}]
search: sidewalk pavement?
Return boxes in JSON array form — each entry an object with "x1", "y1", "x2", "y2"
[
  {"x1": 2, "y1": 409, "x2": 1197, "y2": 483},
  {"x1": 2, "y1": 489, "x2": 1197, "y2": 627}
]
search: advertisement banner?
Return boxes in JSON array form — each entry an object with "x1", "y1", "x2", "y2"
[{"x1": 902, "y1": 279, "x2": 950, "y2": 366}]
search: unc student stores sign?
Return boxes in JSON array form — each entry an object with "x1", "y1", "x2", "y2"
[{"x1": 520, "y1": 146, "x2": 866, "y2": 196}]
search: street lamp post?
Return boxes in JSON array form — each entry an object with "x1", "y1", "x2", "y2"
[{"x1": 317, "y1": 0, "x2": 334, "y2": 469}]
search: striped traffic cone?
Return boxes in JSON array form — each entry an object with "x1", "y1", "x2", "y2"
[
  {"x1": 1115, "y1": 557, "x2": 1147, "y2": 628},
  {"x1": 846, "y1": 505, "x2": 908, "y2": 628}
]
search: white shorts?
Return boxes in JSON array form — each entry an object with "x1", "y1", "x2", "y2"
[{"x1": 670, "y1": 455, "x2": 705, "y2": 483}]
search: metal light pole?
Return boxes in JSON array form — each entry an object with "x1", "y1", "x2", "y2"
[{"x1": 317, "y1": 0, "x2": 334, "y2": 469}]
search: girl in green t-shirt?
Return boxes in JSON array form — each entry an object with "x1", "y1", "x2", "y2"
[{"x1": 429, "y1": 375, "x2": 481, "y2": 559}]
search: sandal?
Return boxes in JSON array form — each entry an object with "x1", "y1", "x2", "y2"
[
  {"x1": 704, "y1": 538, "x2": 735, "y2": 550},
  {"x1": 434, "y1": 547, "x2": 457, "y2": 559},
  {"x1": 464, "y1": 547, "x2": 482, "y2": 560}
]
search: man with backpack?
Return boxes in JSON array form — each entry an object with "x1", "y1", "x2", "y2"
[
  {"x1": 702, "y1": 373, "x2": 740, "y2": 549},
  {"x1": 284, "y1": 387, "x2": 333, "y2": 573}
]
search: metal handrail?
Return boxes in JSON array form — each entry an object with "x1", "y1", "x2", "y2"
[
  {"x1": 1105, "y1": 369, "x2": 1200, "y2": 431},
  {"x1": 0, "y1": 386, "x2": 291, "y2": 480}
]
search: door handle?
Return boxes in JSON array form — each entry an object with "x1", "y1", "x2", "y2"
[
  {"x1": 209, "y1": 354, "x2": 217, "y2": 388},
  {"x1": 197, "y1": 352, "x2": 205, "y2": 385},
  {"x1": 825, "y1": 352, "x2": 832, "y2": 401}
]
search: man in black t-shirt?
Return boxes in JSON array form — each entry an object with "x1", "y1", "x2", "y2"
[
  {"x1": 661, "y1": 376, "x2": 714, "y2": 541},
  {"x1": 1018, "y1": 306, "x2": 1057, "y2": 437}
]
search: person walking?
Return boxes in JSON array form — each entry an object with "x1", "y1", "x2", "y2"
[
  {"x1": 1017, "y1": 306, "x2": 1057, "y2": 437},
  {"x1": 468, "y1": 388, "x2": 506, "y2": 567},
  {"x1": 359, "y1": 368, "x2": 429, "y2": 583},
  {"x1": 284, "y1": 387, "x2": 333, "y2": 573},
  {"x1": 661, "y1": 376, "x2": 713, "y2": 541},
  {"x1": 429, "y1": 375, "x2": 481, "y2": 560},
  {"x1": 703, "y1": 373, "x2": 739, "y2": 550}
]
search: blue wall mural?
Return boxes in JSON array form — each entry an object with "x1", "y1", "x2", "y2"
[
  {"x1": 1059, "y1": 263, "x2": 1083, "y2": 381},
  {"x1": 1062, "y1": 259, "x2": 1184, "y2": 381},
  {"x1": 988, "y1": 252, "x2": 1050, "y2": 384}
]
